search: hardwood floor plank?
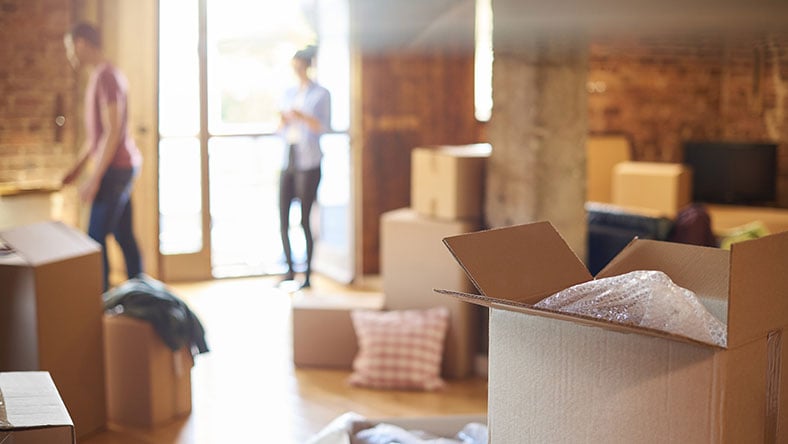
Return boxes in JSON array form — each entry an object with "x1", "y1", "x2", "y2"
[{"x1": 82, "y1": 275, "x2": 488, "y2": 443}]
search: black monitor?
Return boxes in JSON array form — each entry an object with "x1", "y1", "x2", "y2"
[{"x1": 683, "y1": 141, "x2": 778, "y2": 206}]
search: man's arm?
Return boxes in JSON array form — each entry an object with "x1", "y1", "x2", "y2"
[{"x1": 62, "y1": 141, "x2": 92, "y2": 185}]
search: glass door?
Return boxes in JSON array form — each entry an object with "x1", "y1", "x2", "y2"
[{"x1": 158, "y1": 0, "x2": 351, "y2": 282}]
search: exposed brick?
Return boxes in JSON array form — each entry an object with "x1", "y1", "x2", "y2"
[{"x1": 0, "y1": 0, "x2": 74, "y2": 192}]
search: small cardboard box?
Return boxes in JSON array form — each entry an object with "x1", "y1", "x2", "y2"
[
  {"x1": 103, "y1": 314, "x2": 193, "y2": 428},
  {"x1": 0, "y1": 371, "x2": 75, "y2": 444},
  {"x1": 381, "y1": 208, "x2": 482, "y2": 378},
  {"x1": 612, "y1": 161, "x2": 692, "y2": 217},
  {"x1": 292, "y1": 292, "x2": 384, "y2": 369},
  {"x1": 438, "y1": 221, "x2": 788, "y2": 443},
  {"x1": 410, "y1": 144, "x2": 491, "y2": 221},
  {"x1": 0, "y1": 221, "x2": 106, "y2": 438},
  {"x1": 586, "y1": 134, "x2": 631, "y2": 203}
]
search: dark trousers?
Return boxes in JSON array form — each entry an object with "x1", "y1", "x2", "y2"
[
  {"x1": 88, "y1": 167, "x2": 143, "y2": 291},
  {"x1": 279, "y1": 164, "x2": 321, "y2": 281}
]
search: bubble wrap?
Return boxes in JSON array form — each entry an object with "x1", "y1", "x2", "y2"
[{"x1": 534, "y1": 270, "x2": 727, "y2": 347}]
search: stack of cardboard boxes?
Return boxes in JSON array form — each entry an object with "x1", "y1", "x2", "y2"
[
  {"x1": 381, "y1": 143, "x2": 491, "y2": 378},
  {"x1": 0, "y1": 221, "x2": 195, "y2": 436},
  {"x1": 0, "y1": 221, "x2": 106, "y2": 439}
]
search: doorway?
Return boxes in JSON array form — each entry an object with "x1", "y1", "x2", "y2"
[{"x1": 158, "y1": 0, "x2": 352, "y2": 282}]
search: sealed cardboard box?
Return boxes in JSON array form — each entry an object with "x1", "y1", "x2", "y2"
[
  {"x1": 411, "y1": 144, "x2": 491, "y2": 221},
  {"x1": 586, "y1": 135, "x2": 631, "y2": 203},
  {"x1": 381, "y1": 208, "x2": 482, "y2": 378},
  {"x1": 0, "y1": 371, "x2": 75, "y2": 444},
  {"x1": 0, "y1": 221, "x2": 106, "y2": 438},
  {"x1": 292, "y1": 292, "x2": 384, "y2": 369},
  {"x1": 439, "y1": 221, "x2": 788, "y2": 443},
  {"x1": 611, "y1": 161, "x2": 692, "y2": 217},
  {"x1": 103, "y1": 314, "x2": 193, "y2": 428}
]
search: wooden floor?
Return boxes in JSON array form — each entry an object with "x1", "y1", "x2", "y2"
[{"x1": 82, "y1": 274, "x2": 488, "y2": 443}]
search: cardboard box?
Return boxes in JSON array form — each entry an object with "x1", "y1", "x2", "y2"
[
  {"x1": 439, "y1": 221, "x2": 788, "y2": 443},
  {"x1": 706, "y1": 203, "x2": 788, "y2": 235},
  {"x1": 292, "y1": 292, "x2": 384, "y2": 369},
  {"x1": 611, "y1": 161, "x2": 692, "y2": 217},
  {"x1": 586, "y1": 135, "x2": 631, "y2": 203},
  {"x1": 103, "y1": 314, "x2": 193, "y2": 428},
  {"x1": 381, "y1": 208, "x2": 482, "y2": 378},
  {"x1": 411, "y1": 144, "x2": 491, "y2": 221},
  {"x1": 0, "y1": 371, "x2": 75, "y2": 444},
  {"x1": 0, "y1": 221, "x2": 106, "y2": 438}
]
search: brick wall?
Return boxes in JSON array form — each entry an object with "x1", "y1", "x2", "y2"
[
  {"x1": 0, "y1": 0, "x2": 75, "y2": 189},
  {"x1": 588, "y1": 32, "x2": 788, "y2": 206}
]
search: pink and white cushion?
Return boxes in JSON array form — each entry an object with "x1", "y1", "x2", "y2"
[{"x1": 349, "y1": 307, "x2": 449, "y2": 390}]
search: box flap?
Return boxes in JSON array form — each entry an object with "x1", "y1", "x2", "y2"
[
  {"x1": 0, "y1": 221, "x2": 99, "y2": 267},
  {"x1": 439, "y1": 221, "x2": 731, "y2": 349},
  {"x1": 442, "y1": 221, "x2": 592, "y2": 304},
  {"x1": 727, "y1": 231, "x2": 788, "y2": 348},
  {"x1": 597, "y1": 239, "x2": 730, "y2": 305},
  {"x1": 0, "y1": 372, "x2": 74, "y2": 430}
]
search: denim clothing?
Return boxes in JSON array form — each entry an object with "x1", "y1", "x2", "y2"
[
  {"x1": 88, "y1": 166, "x2": 143, "y2": 291},
  {"x1": 279, "y1": 163, "x2": 321, "y2": 283}
]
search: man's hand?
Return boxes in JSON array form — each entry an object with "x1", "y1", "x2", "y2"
[{"x1": 78, "y1": 176, "x2": 100, "y2": 203}]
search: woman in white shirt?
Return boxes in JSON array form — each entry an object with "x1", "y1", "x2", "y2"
[{"x1": 277, "y1": 45, "x2": 331, "y2": 289}]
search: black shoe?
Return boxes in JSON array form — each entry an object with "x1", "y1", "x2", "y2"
[{"x1": 300, "y1": 279, "x2": 311, "y2": 289}]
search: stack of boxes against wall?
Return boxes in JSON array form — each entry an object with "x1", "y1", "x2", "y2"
[
  {"x1": 381, "y1": 144, "x2": 491, "y2": 378},
  {"x1": 586, "y1": 135, "x2": 788, "y2": 243},
  {"x1": 291, "y1": 144, "x2": 491, "y2": 378}
]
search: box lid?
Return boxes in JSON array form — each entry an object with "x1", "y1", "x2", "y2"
[
  {"x1": 0, "y1": 372, "x2": 74, "y2": 431},
  {"x1": 439, "y1": 221, "x2": 788, "y2": 349},
  {"x1": 0, "y1": 221, "x2": 99, "y2": 267}
]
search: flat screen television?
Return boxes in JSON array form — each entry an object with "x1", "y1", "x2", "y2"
[{"x1": 683, "y1": 141, "x2": 778, "y2": 206}]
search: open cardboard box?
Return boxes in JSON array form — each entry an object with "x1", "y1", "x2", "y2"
[
  {"x1": 309, "y1": 412, "x2": 487, "y2": 443},
  {"x1": 437, "y1": 221, "x2": 788, "y2": 443}
]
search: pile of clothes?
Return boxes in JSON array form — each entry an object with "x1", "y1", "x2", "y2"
[
  {"x1": 308, "y1": 412, "x2": 488, "y2": 444},
  {"x1": 103, "y1": 274, "x2": 209, "y2": 357}
]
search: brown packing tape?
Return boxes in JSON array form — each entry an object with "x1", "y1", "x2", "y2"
[{"x1": 765, "y1": 330, "x2": 782, "y2": 444}]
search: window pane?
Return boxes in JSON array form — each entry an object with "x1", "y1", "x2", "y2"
[
  {"x1": 317, "y1": 133, "x2": 351, "y2": 250},
  {"x1": 159, "y1": 137, "x2": 202, "y2": 254},
  {"x1": 206, "y1": 0, "x2": 316, "y2": 135},
  {"x1": 159, "y1": 0, "x2": 200, "y2": 137},
  {"x1": 317, "y1": 0, "x2": 350, "y2": 132},
  {"x1": 208, "y1": 135, "x2": 287, "y2": 277}
]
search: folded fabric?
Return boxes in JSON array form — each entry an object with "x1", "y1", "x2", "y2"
[{"x1": 535, "y1": 270, "x2": 727, "y2": 347}]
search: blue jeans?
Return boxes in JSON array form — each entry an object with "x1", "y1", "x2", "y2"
[{"x1": 88, "y1": 167, "x2": 143, "y2": 291}]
